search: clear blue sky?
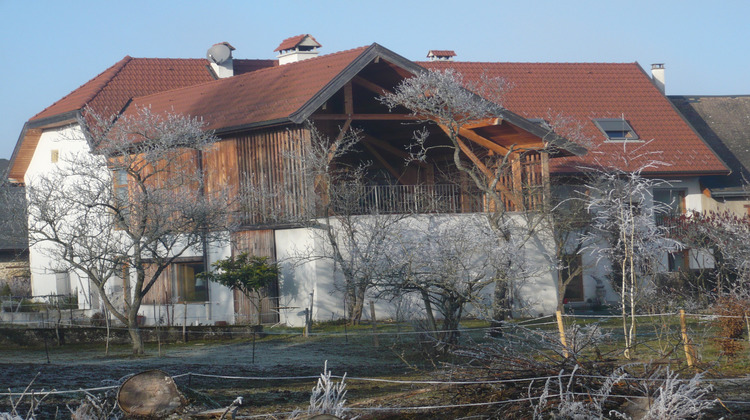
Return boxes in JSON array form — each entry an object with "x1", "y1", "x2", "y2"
[{"x1": 2, "y1": 0, "x2": 749, "y2": 160}]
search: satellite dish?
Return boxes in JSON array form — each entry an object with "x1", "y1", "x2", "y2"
[{"x1": 207, "y1": 43, "x2": 232, "y2": 65}]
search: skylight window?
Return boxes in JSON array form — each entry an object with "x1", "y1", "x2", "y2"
[{"x1": 592, "y1": 118, "x2": 639, "y2": 141}]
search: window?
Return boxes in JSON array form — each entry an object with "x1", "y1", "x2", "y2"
[
  {"x1": 51, "y1": 149, "x2": 59, "y2": 163},
  {"x1": 561, "y1": 254, "x2": 584, "y2": 302},
  {"x1": 172, "y1": 261, "x2": 208, "y2": 302},
  {"x1": 653, "y1": 188, "x2": 686, "y2": 218},
  {"x1": 592, "y1": 118, "x2": 639, "y2": 141},
  {"x1": 55, "y1": 272, "x2": 71, "y2": 295},
  {"x1": 113, "y1": 169, "x2": 130, "y2": 223},
  {"x1": 668, "y1": 250, "x2": 689, "y2": 272}
]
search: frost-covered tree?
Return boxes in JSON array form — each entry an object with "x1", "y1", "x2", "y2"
[
  {"x1": 672, "y1": 210, "x2": 750, "y2": 295},
  {"x1": 25, "y1": 107, "x2": 235, "y2": 354},
  {"x1": 581, "y1": 151, "x2": 681, "y2": 359},
  {"x1": 378, "y1": 215, "x2": 523, "y2": 345},
  {"x1": 379, "y1": 69, "x2": 570, "y2": 325}
]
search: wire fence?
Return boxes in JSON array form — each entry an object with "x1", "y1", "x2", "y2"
[{"x1": 3, "y1": 310, "x2": 750, "y2": 417}]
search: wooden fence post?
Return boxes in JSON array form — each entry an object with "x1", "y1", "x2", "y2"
[
  {"x1": 183, "y1": 302, "x2": 188, "y2": 343},
  {"x1": 304, "y1": 308, "x2": 310, "y2": 338},
  {"x1": 370, "y1": 301, "x2": 379, "y2": 348},
  {"x1": 556, "y1": 310, "x2": 569, "y2": 358},
  {"x1": 680, "y1": 309, "x2": 697, "y2": 367}
]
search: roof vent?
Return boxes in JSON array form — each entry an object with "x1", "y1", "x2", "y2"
[
  {"x1": 427, "y1": 50, "x2": 456, "y2": 61},
  {"x1": 651, "y1": 63, "x2": 665, "y2": 94},
  {"x1": 207, "y1": 42, "x2": 235, "y2": 78},
  {"x1": 275, "y1": 34, "x2": 322, "y2": 65}
]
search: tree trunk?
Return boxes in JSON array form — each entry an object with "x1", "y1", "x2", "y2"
[
  {"x1": 128, "y1": 320, "x2": 145, "y2": 355},
  {"x1": 441, "y1": 298, "x2": 463, "y2": 345},
  {"x1": 420, "y1": 290, "x2": 438, "y2": 337},
  {"x1": 490, "y1": 280, "x2": 508, "y2": 337},
  {"x1": 347, "y1": 287, "x2": 364, "y2": 325}
]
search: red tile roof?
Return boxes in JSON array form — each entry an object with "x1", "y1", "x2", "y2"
[
  {"x1": 125, "y1": 47, "x2": 369, "y2": 132},
  {"x1": 421, "y1": 61, "x2": 728, "y2": 176},
  {"x1": 16, "y1": 44, "x2": 727, "y2": 181},
  {"x1": 233, "y1": 59, "x2": 277, "y2": 74},
  {"x1": 32, "y1": 57, "x2": 215, "y2": 122},
  {"x1": 274, "y1": 34, "x2": 321, "y2": 52}
]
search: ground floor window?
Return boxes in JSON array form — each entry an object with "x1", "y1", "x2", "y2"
[
  {"x1": 562, "y1": 254, "x2": 584, "y2": 302},
  {"x1": 172, "y1": 261, "x2": 208, "y2": 302},
  {"x1": 668, "y1": 250, "x2": 689, "y2": 272}
]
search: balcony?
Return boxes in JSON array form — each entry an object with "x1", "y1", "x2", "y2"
[{"x1": 329, "y1": 183, "x2": 482, "y2": 215}]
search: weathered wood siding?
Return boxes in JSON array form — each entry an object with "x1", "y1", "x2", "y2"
[
  {"x1": 232, "y1": 230, "x2": 279, "y2": 325},
  {"x1": 227, "y1": 126, "x2": 313, "y2": 225},
  {"x1": 143, "y1": 264, "x2": 172, "y2": 306}
]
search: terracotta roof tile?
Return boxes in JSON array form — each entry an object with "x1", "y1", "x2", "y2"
[
  {"x1": 233, "y1": 59, "x2": 277, "y2": 75},
  {"x1": 421, "y1": 61, "x2": 727, "y2": 175},
  {"x1": 274, "y1": 34, "x2": 321, "y2": 52},
  {"x1": 126, "y1": 47, "x2": 368, "y2": 132},
  {"x1": 31, "y1": 57, "x2": 215, "y2": 122}
]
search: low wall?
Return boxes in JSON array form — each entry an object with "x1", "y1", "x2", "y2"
[{"x1": 0, "y1": 324, "x2": 264, "y2": 347}]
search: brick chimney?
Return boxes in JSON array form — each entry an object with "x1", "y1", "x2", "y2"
[
  {"x1": 207, "y1": 42, "x2": 235, "y2": 78},
  {"x1": 275, "y1": 34, "x2": 321, "y2": 65},
  {"x1": 651, "y1": 63, "x2": 665, "y2": 94},
  {"x1": 427, "y1": 50, "x2": 457, "y2": 61}
]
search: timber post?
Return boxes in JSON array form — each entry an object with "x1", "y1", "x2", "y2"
[
  {"x1": 680, "y1": 309, "x2": 697, "y2": 367},
  {"x1": 556, "y1": 310, "x2": 569, "y2": 358}
]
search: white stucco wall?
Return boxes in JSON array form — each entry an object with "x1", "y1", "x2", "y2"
[
  {"x1": 273, "y1": 213, "x2": 560, "y2": 327},
  {"x1": 25, "y1": 125, "x2": 94, "y2": 298}
]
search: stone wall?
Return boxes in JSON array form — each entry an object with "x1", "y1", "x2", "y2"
[
  {"x1": 0, "y1": 324, "x2": 264, "y2": 347},
  {"x1": 0, "y1": 259, "x2": 30, "y2": 296}
]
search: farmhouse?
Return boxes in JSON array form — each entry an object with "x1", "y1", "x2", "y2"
[{"x1": 7, "y1": 35, "x2": 728, "y2": 326}]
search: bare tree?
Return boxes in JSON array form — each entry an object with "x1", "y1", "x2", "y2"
[
  {"x1": 549, "y1": 182, "x2": 594, "y2": 313},
  {"x1": 25, "y1": 107, "x2": 235, "y2": 354},
  {"x1": 378, "y1": 215, "x2": 522, "y2": 345},
  {"x1": 581, "y1": 148, "x2": 681, "y2": 359},
  {"x1": 286, "y1": 123, "x2": 409, "y2": 324},
  {"x1": 379, "y1": 69, "x2": 574, "y2": 326}
]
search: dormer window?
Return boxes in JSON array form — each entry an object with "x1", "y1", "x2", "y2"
[{"x1": 592, "y1": 118, "x2": 639, "y2": 141}]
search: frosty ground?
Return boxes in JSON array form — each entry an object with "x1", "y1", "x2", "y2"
[
  {"x1": 4, "y1": 323, "x2": 750, "y2": 419},
  {"x1": 0, "y1": 328, "x2": 454, "y2": 418}
]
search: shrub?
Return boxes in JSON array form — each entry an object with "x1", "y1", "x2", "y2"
[{"x1": 712, "y1": 296, "x2": 749, "y2": 358}]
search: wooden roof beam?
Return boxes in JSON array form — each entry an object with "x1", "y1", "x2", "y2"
[
  {"x1": 437, "y1": 123, "x2": 513, "y2": 156},
  {"x1": 352, "y1": 76, "x2": 394, "y2": 96},
  {"x1": 361, "y1": 142, "x2": 406, "y2": 185},
  {"x1": 452, "y1": 134, "x2": 522, "y2": 209},
  {"x1": 327, "y1": 118, "x2": 353, "y2": 163},
  {"x1": 462, "y1": 118, "x2": 504, "y2": 130},
  {"x1": 361, "y1": 133, "x2": 430, "y2": 168}
]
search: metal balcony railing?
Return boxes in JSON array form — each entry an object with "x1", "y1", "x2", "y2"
[{"x1": 329, "y1": 184, "x2": 483, "y2": 215}]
